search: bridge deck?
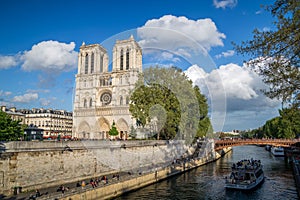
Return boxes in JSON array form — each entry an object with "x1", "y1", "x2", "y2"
[{"x1": 214, "y1": 138, "x2": 300, "y2": 150}]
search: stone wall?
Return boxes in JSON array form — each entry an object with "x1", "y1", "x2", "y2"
[
  {"x1": 56, "y1": 147, "x2": 232, "y2": 200},
  {"x1": 0, "y1": 140, "x2": 189, "y2": 195}
]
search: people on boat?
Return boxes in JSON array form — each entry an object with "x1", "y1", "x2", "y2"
[
  {"x1": 227, "y1": 159, "x2": 262, "y2": 184},
  {"x1": 231, "y1": 159, "x2": 261, "y2": 170}
]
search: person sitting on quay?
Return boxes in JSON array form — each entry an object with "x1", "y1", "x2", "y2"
[
  {"x1": 35, "y1": 189, "x2": 40, "y2": 197},
  {"x1": 57, "y1": 185, "x2": 68, "y2": 194},
  {"x1": 90, "y1": 178, "x2": 98, "y2": 188},
  {"x1": 76, "y1": 181, "x2": 81, "y2": 187},
  {"x1": 101, "y1": 176, "x2": 108, "y2": 184},
  {"x1": 81, "y1": 180, "x2": 86, "y2": 189},
  {"x1": 112, "y1": 173, "x2": 120, "y2": 180},
  {"x1": 95, "y1": 177, "x2": 100, "y2": 185},
  {"x1": 57, "y1": 185, "x2": 63, "y2": 192}
]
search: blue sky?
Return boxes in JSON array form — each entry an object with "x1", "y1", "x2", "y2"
[{"x1": 0, "y1": 0, "x2": 281, "y2": 131}]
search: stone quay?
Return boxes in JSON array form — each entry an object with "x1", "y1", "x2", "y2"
[{"x1": 0, "y1": 139, "x2": 231, "y2": 199}]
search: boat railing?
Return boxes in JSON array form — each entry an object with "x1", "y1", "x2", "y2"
[{"x1": 225, "y1": 177, "x2": 256, "y2": 185}]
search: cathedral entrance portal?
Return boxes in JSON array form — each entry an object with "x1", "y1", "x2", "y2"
[
  {"x1": 98, "y1": 117, "x2": 110, "y2": 140},
  {"x1": 78, "y1": 121, "x2": 91, "y2": 139},
  {"x1": 116, "y1": 119, "x2": 129, "y2": 140}
]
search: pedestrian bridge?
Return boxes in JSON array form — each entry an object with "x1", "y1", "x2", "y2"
[{"x1": 214, "y1": 138, "x2": 300, "y2": 151}]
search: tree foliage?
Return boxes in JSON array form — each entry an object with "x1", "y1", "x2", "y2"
[
  {"x1": 129, "y1": 66, "x2": 212, "y2": 141},
  {"x1": 109, "y1": 121, "x2": 119, "y2": 136},
  {"x1": 234, "y1": 0, "x2": 300, "y2": 105},
  {"x1": 0, "y1": 111, "x2": 24, "y2": 141},
  {"x1": 277, "y1": 106, "x2": 300, "y2": 138},
  {"x1": 194, "y1": 86, "x2": 213, "y2": 138},
  {"x1": 245, "y1": 106, "x2": 300, "y2": 139},
  {"x1": 130, "y1": 83, "x2": 181, "y2": 139}
]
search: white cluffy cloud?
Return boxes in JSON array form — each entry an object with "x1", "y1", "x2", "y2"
[
  {"x1": 185, "y1": 63, "x2": 280, "y2": 112},
  {"x1": 137, "y1": 15, "x2": 226, "y2": 59},
  {"x1": 0, "y1": 55, "x2": 19, "y2": 69},
  {"x1": 0, "y1": 40, "x2": 78, "y2": 72},
  {"x1": 213, "y1": 0, "x2": 238, "y2": 9},
  {"x1": 215, "y1": 50, "x2": 235, "y2": 59},
  {"x1": 12, "y1": 93, "x2": 38, "y2": 103},
  {"x1": 21, "y1": 40, "x2": 78, "y2": 72},
  {"x1": 185, "y1": 63, "x2": 281, "y2": 131}
]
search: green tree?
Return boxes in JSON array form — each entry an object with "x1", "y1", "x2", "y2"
[
  {"x1": 277, "y1": 107, "x2": 300, "y2": 138},
  {"x1": 130, "y1": 66, "x2": 212, "y2": 141},
  {"x1": 109, "y1": 121, "x2": 119, "y2": 137},
  {"x1": 0, "y1": 111, "x2": 24, "y2": 141},
  {"x1": 262, "y1": 117, "x2": 281, "y2": 138},
  {"x1": 234, "y1": 0, "x2": 300, "y2": 105},
  {"x1": 130, "y1": 83, "x2": 181, "y2": 139},
  {"x1": 194, "y1": 86, "x2": 213, "y2": 138},
  {"x1": 259, "y1": 106, "x2": 300, "y2": 139},
  {"x1": 129, "y1": 125, "x2": 137, "y2": 139}
]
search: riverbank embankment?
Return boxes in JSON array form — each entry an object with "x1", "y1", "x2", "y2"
[{"x1": 54, "y1": 147, "x2": 232, "y2": 200}]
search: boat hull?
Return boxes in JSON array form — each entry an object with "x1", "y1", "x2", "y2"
[
  {"x1": 271, "y1": 147, "x2": 285, "y2": 156},
  {"x1": 225, "y1": 173, "x2": 265, "y2": 190}
]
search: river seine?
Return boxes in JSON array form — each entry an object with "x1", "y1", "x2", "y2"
[{"x1": 115, "y1": 145, "x2": 298, "y2": 200}]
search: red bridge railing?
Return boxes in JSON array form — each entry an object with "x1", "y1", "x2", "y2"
[{"x1": 214, "y1": 138, "x2": 300, "y2": 151}]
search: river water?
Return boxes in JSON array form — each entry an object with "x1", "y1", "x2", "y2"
[{"x1": 115, "y1": 145, "x2": 298, "y2": 200}]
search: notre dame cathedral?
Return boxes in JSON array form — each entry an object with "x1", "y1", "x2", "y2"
[{"x1": 73, "y1": 35, "x2": 142, "y2": 139}]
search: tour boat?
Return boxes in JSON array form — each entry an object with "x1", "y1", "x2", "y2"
[
  {"x1": 225, "y1": 159, "x2": 264, "y2": 190},
  {"x1": 271, "y1": 146, "x2": 285, "y2": 157},
  {"x1": 265, "y1": 145, "x2": 271, "y2": 151}
]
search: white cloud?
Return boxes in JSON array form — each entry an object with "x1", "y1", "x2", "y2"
[
  {"x1": 137, "y1": 15, "x2": 226, "y2": 59},
  {"x1": 185, "y1": 63, "x2": 280, "y2": 112},
  {"x1": 0, "y1": 90, "x2": 12, "y2": 96},
  {"x1": 215, "y1": 63, "x2": 260, "y2": 100},
  {"x1": 39, "y1": 98, "x2": 51, "y2": 106},
  {"x1": 0, "y1": 41, "x2": 78, "y2": 72},
  {"x1": 0, "y1": 55, "x2": 19, "y2": 69},
  {"x1": 185, "y1": 64, "x2": 207, "y2": 82},
  {"x1": 161, "y1": 52, "x2": 180, "y2": 62},
  {"x1": 213, "y1": 0, "x2": 238, "y2": 9},
  {"x1": 185, "y1": 63, "x2": 281, "y2": 131},
  {"x1": 12, "y1": 93, "x2": 38, "y2": 103},
  {"x1": 21, "y1": 40, "x2": 78, "y2": 72},
  {"x1": 26, "y1": 89, "x2": 50, "y2": 93},
  {"x1": 255, "y1": 10, "x2": 263, "y2": 15},
  {"x1": 215, "y1": 50, "x2": 235, "y2": 59}
]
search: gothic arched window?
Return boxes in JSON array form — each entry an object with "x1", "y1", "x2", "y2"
[
  {"x1": 126, "y1": 96, "x2": 130, "y2": 105},
  {"x1": 120, "y1": 49, "x2": 123, "y2": 70},
  {"x1": 89, "y1": 98, "x2": 93, "y2": 107},
  {"x1": 120, "y1": 96, "x2": 123, "y2": 105},
  {"x1": 84, "y1": 99, "x2": 87, "y2": 108},
  {"x1": 100, "y1": 54, "x2": 103, "y2": 72},
  {"x1": 85, "y1": 54, "x2": 89, "y2": 74},
  {"x1": 91, "y1": 53, "x2": 94, "y2": 73},
  {"x1": 126, "y1": 49, "x2": 129, "y2": 70}
]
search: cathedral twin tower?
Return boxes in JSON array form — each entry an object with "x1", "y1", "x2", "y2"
[{"x1": 73, "y1": 36, "x2": 142, "y2": 139}]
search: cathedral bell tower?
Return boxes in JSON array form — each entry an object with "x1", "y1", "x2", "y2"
[{"x1": 73, "y1": 36, "x2": 142, "y2": 140}]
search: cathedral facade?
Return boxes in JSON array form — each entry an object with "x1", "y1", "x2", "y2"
[{"x1": 73, "y1": 36, "x2": 142, "y2": 139}]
